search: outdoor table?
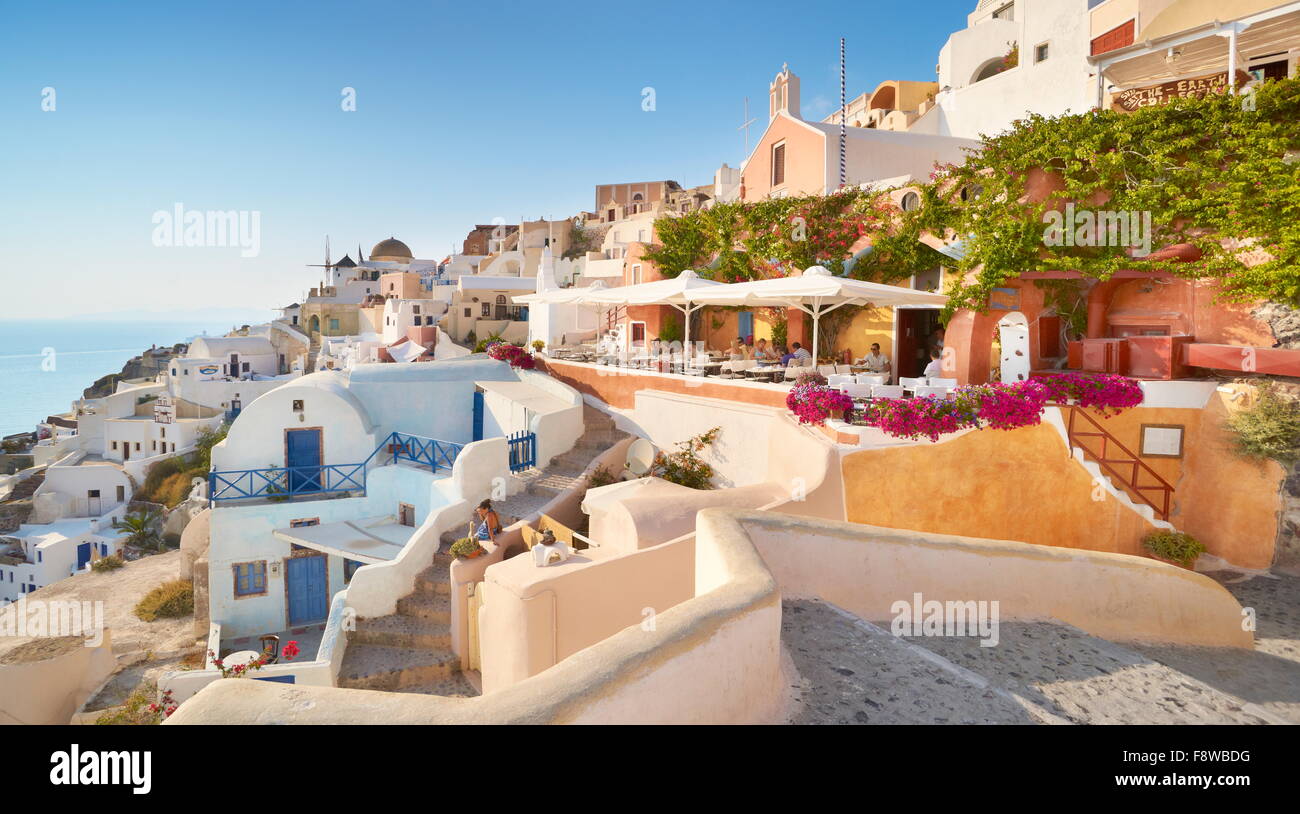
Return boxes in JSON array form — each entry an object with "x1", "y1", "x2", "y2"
[{"x1": 222, "y1": 650, "x2": 263, "y2": 668}]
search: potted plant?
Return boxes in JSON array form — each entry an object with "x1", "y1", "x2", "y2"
[
  {"x1": 449, "y1": 536, "x2": 485, "y2": 559},
  {"x1": 1142, "y1": 530, "x2": 1206, "y2": 569},
  {"x1": 531, "y1": 339, "x2": 545, "y2": 354}
]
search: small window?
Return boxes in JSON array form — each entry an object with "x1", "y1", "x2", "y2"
[
  {"x1": 241, "y1": 362, "x2": 250, "y2": 372},
  {"x1": 901, "y1": 192, "x2": 921, "y2": 211},
  {"x1": 329, "y1": 318, "x2": 340, "y2": 331},
  {"x1": 134, "y1": 443, "x2": 140, "y2": 452},
  {"x1": 111, "y1": 441, "x2": 118, "y2": 450},
  {"x1": 292, "y1": 400, "x2": 304, "y2": 412},
  {"x1": 116, "y1": 485, "x2": 125, "y2": 502},
  {"x1": 160, "y1": 427, "x2": 166, "y2": 438},
  {"x1": 481, "y1": 303, "x2": 491, "y2": 317},
  {"x1": 344, "y1": 559, "x2": 363, "y2": 583},
  {"x1": 771, "y1": 141, "x2": 786, "y2": 187},
  {"x1": 233, "y1": 561, "x2": 268, "y2": 597},
  {"x1": 464, "y1": 307, "x2": 472, "y2": 318},
  {"x1": 1035, "y1": 42, "x2": 1049, "y2": 63}
]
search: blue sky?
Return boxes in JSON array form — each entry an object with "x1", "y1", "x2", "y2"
[{"x1": 0, "y1": 0, "x2": 974, "y2": 320}]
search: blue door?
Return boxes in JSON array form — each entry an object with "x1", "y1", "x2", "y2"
[
  {"x1": 286, "y1": 555, "x2": 328, "y2": 625},
  {"x1": 471, "y1": 391, "x2": 484, "y2": 442},
  {"x1": 285, "y1": 429, "x2": 322, "y2": 494},
  {"x1": 76, "y1": 542, "x2": 91, "y2": 570},
  {"x1": 738, "y1": 311, "x2": 754, "y2": 343}
]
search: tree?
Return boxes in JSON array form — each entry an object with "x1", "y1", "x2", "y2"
[{"x1": 112, "y1": 509, "x2": 165, "y2": 553}]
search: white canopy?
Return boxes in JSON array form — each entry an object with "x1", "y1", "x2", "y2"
[
  {"x1": 512, "y1": 279, "x2": 608, "y2": 305},
  {"x1": 685, "y1": 266, "x2": 948, "y2": 361},
  {"x1": 578, "y1": 270, "x2": 724, "y2": 352}
]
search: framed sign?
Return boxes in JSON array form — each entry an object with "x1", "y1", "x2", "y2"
[
  {"x1": 1140, "y1": 424, "x2": 1184, "y2": 458},
  {"x1": 989, "y1": 287, "x2": 1020, "y2": 311}
]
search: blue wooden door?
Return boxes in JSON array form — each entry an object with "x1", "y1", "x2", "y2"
[
  {"x1": 471, "y1": 391, "x2": 484, "y2": 442},
  {"x1": 76, "y1": 542, "x2": 91, "y2": 570},
  {"x1": 286, "y1": 555, "x2": 328, "y2": 625},
  {"x1": 738, "y1": 311, "x2": 754, "y2": 343},
  {"x1": 285, "y1": 429, "x2": 322, "y2": 493}
]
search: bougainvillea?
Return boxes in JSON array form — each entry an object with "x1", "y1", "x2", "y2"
[
  {"x1": 485, "y1": 340, "x2": 536, "y2": 370},
  {"x1": 787, "y1": 384, "x2": 855, "y2": 426},
  {"x1": 858, "y1": 373, "x2": 1143, "y2": 442}
]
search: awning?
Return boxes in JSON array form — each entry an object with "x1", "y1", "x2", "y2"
[
  {"x1": 272, "y1": 519, "x2": 414, "y2": 564},
  {"x1": 475, "y1": 380, "x2": 572, "y2": 415}
]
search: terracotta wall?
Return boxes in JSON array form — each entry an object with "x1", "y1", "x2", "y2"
[
  {"x1": 741, "y1": 115, "x2": 826, "y2": 200},
  {"x1": 540, "y1": 359, "x2": 789, "y2": 410}
]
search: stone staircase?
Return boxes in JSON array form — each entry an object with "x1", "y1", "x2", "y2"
[
  {"x1": 493, "y1": 404, "x2": 629, "y2": 525},
  {"x1": 783, "y1": 571, "x2": 1300, "y2": 725},
  {"x1": 6, "y1": 470, "x2": 45, "y2": 503},
  {"x1": 336, "y1": 552, "x2": 477, "y2": 696}
]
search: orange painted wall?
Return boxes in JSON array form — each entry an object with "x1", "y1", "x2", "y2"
[
  {"x1": 843, "y1": 422, "x2": 1159, "y2": 556},
  {"x1": 1106, "y1": 278, "x2": 1273, "y2": 346},
  {"x1": 540, "y1": 359, "x2": 788, "y2": 411}
]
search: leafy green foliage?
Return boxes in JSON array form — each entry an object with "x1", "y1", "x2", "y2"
[
  {"x1": 450, "y1": 537, "x2": 484, "y2": 558},
  {"x1": 650, "y1": 427, "x2": 720, "y2": 490},
  {"x1": 1228, "y1": 383, "x2": 1300, "y2": 463},
  {"x1": 91, "y1": 554, "x2": 125, "y2": 572},
  {"x1": 112, "y1": 510, "x2": 165, "y2": 553},
  {"x1": 1142, "y1": 530, "x2": 1206, "y2": 567}
]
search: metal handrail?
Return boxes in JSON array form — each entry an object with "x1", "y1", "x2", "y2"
[{"x1": 1065, "y1": 405, "x2": 1174, "y2": 520}]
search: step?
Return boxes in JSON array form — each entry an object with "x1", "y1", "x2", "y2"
[
  {"x1": 336, "y1": 644, "x2": 460, "y2": 692},
  {"x1": 396, "y1": 591, "x2": 451, "y2": 621},
  {"x1": 399, "y1": 674, "x2": 480, "y2": 698},
  {"x1": 526, "y1": 471, "x2": 585, "y2": 497},
  {"x1": 900, "y1": 619, "x2": 1276, "y2": 724},
  {"x1": 351, "y1": 616, "x2": 451, "y2": 649}
]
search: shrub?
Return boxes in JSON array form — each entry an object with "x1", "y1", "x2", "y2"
[
  {"x1": 112, "y1": 509, "x2": 165, "y2": 552},
  {"x1": 449, "y1": 537, "x2": 484, "y2": 558},
  {"x1": 473, "y1": 333, "x2": 504, "y2": 353},
  {"x1": 1142, "y1": 530, "x2": 1206, "y2": 567},
  {"x1": 91, "y1": 555, "x2": 124, "y2": 572},
  {"x1": 651, "y1": 428, "x2": 719, "y2": 490},
  {"x1": 586, "y1": 466, "x2": 617, "y2": 489},
  {"x1": 486, "y1": 341, "x2": 536, "y2": 369},
  {"x1": 134, "y1": 579, "x2": 194, "y2": 621},
  {"x1": 95, "y1": 683, "x2": 173, "y2": 725},
  {"x1": 794, "y1": 370, "x2": 827, "y2": 387},
  {"x1": 1227, "y1": 383, "x2": 1300, "y2": 464}
]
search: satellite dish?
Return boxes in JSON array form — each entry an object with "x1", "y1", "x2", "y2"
[{"x1": 625, "y1": 439, "x2": 656, "y2": 476}]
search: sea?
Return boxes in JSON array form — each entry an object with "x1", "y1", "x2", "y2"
[{"x1": 0, "y1": 319, "x2": 247, "y2": 437}]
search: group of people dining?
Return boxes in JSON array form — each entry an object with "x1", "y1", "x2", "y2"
[{"x1": 725, "y1": 337, "x2": 812, "y2": 367}]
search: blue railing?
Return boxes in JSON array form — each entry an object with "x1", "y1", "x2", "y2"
[
  {"x1": 508, "y1": 430, "x2": 536, "y2": 472},
  {"x1": 208, "y1": 431, "x2": 464, "y2": 503},
  {"x1": 388, "y1": 432, "x2": 463, "y2": 472}
]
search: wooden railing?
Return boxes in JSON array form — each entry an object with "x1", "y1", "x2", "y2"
[{"x1": 1064, "y1": 405, "x2": 1174, "y2": 521}]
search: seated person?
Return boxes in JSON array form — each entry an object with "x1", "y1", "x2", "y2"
[
  {"x1": 727, "y1": 337, "x2": 751, "y2": 361},
  {"x1": 752, "y1": 338, "x2": 775, "y2": 362},
  {"x1": 855, "y1": 343, "x2": 891, "y2": 375},
  {"x1": 783, "y1": 342, "x2": 812, "y2": 366},
  {"x1": 922, "y1": 348, "x2": 945, "y2": 379}
]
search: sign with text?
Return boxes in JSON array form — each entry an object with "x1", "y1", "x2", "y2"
[{"x1": 1111, "y1": 71, "x2": 1248, "y2": 112}]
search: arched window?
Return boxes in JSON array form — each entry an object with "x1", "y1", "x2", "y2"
[{"x1": 901, "y1": 192, "x2": 921, "y2": 212}]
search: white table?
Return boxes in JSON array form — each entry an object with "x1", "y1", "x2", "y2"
[{"x1": 222, "y1": 649, "x2": 263, "y2": 668}]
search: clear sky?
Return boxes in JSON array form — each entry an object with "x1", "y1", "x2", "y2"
[{"x1": 0, "y1": 0, "x2": 975, "y2": 320}]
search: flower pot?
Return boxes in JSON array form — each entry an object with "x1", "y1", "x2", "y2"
[{"x1": 466, "y1": 548, "x2": 484, "y2": 559}]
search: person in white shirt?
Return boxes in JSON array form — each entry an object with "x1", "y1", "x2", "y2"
[
  {"x1": 855, "y1": 343, "x2": 891, "y2": 375},
  {"x1": 922, "y1": 348, "x2": 945, "y2": 379},
  {"x1": 784, "y1": 343, "x2": 812, "y2": 366}
]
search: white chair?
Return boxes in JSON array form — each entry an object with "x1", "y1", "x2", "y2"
[
  {"x1": 842, "y1": 382, "x2": 874, "y2": 400},
  {"x1": 817, "y1": 365, "x2": 837, "y2": 377},
  {"x1": 735, "y1": 359, "x2": 758, "y2": 371},
  {"x1": 929, "y1": 377, "x2": 959, "y2": 389},
  {"x1": 899, "y1": 377, "x2": 927, "y2": 390},
  {"x1": 827, "y1": 374, "x2": 855, "y2": 388},
  {"x1": 914, "y1": 385, "x2": 953, "y2": 398},
  {"x1": 872, "y1": 385, "x2": 905, "y2": 399},
  {"x1": 835, "y1": 365, "x2": 855, "y2": 375},
  {"x1": 856, "y1": 374, "x2": 888, "y2": 387},
  {"x1": 783, "y1": 367, "x2": 803, "y2": 382}
]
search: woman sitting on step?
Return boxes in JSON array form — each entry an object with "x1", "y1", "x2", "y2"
[{"x1": 473, "y1": 499, "x2": 503, "y2": 546}]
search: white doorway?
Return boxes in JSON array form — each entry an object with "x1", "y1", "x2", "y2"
[{"x1": 997, "y1": 311, "x2": 1030, "y2": 383}]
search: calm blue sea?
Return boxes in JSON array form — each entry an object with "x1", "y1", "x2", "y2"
[{"x1": 0, "y1": 320, "x2": 242, "y2": 437}]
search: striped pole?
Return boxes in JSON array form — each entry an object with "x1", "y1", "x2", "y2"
[{"x1": 839, "y1": 37, "x2": 847, "y2": 189}]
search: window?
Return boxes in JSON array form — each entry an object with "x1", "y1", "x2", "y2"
[
  {"x1": 329, "y1": 318, "x2": 340, "y2": 331},
  {"x1": 482, "y1": 302, "x2": 492, "y2": 317},
  {"x1": 1091, "y1": 20, "x2": 1134, "y2": 56},
  {"x1": 901, "y1": 192, "x2": 921, "y2": 212},
  {"x1": 463, "y1": 307, "x2": 472, "y2": 318},
  {"x1": 413, "y1": 304, "x2": 420, "y2": 314},
  {"x1": 292, "y1": 400, "x2": 304, "y2": 412},
  {"x1": 134, "y1": 443, "x2": 140, "y2": 452},
  {"x1": 241, "y1": 362, "x2": 250, "y2": 373},
  {"x1": 992, "y1": 2, "x2": 1013, "y2": 20},
  {"x1": 398, "y1": 503, "x2": 415, "y2": 527},
  {"x1": 111, "y1": 441, "x2": 118, "y2": 451},
  {"x1": 771, "y1": 141, "x2": 786, "y2": 187},
  {"x1": 233, "y1": 561, "x2": 268, "y2": 596},
  {"x1": 632, "y1": 264, "x2": 642, "y2": 285},
  {"x1": 290, "y1": 518, "x2": 320, "y2": 528},
  {"x1": 1035, "y1": 42, "x2": 1049, "y2": 63},
  {"x1": 344, "y1": 559, "x2": 363, "y2": 583},
  {"x1": 1141, "y1": 425, "x2": 1185, "y2": 458},
  {"x1": 160, "y1": 427, "x2": 166, "y2": 438},
  {"x1": 116, "y1": 485, "x2": 125, "y2": 502},
  {"x1": 152, "y1": 440, "x2": 157, "y2": 451}
]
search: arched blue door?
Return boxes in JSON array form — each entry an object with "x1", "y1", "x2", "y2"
[{"x1": 472, "y1": 391, "x2": 484, "y2": 442}]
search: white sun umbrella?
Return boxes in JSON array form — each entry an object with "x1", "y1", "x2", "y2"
[
  {"x1": 578, "y1": 269, "x2": 724, "y2": 355},
  {"x1": 513, "y1": 280, "x2": 610, "y2": 347},
  {"x1": 686, "y1": 266, "x2": 948, "y2": 362}
]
